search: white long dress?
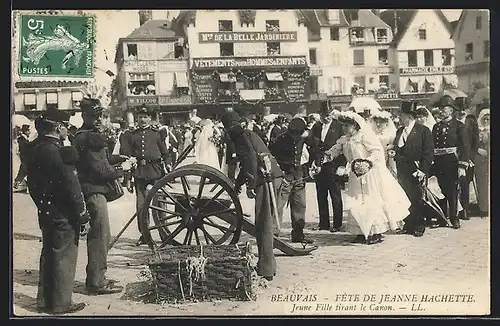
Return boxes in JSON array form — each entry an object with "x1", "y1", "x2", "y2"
[
  {"x1": 194, "y1": 121, "x2": 221, "y2": 170},
  {"x1": 326, "y1": 124, "x2": 410, "y2": 238}
]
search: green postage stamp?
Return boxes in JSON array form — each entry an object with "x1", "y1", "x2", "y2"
[{"x1": 17, "y1": 14, "x2": 95, "y2": 78}]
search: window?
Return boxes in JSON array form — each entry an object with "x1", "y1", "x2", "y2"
[
  {"x1": 332, "y1": 52, "x2": 340, "y2": 67},
  {"x1": 484, "y1": 40, "x2": 490, "y2": 58},
  {"x1": 350, "y1": 28, "x2": 364, "y2": 41},
  {"x1": 376, "y1": 29, "x2": 388, "y2": 43},
  {"x1": 330, "y1": 77, "x2": 343, "y2": 94},
  {"x1": 353, "y1": 49, "x2": 364, "y2": 66},
  {"x1": 423, "y1": 78, "x2": 436, "y2": 93},
  {"x1": 330, "y1": 26, "x2": 339, "y2": 40},
  {"x1": 127, "y1": 44, "x2": 137, "y2": 59},
  {"x1": 442, "y1": 49, "x2": 452, "y2": 66},
  {"x1": 309, "y1": 48, "x2": 317, "y2": 65},
  {"x1": 476, "y1": 16, "x2": 482, "y2": 29},
  {"x1": 408, "y1": 50, "x2": 418, "y2": 67},
  {"x1": 406, "y1": 78, "x2": 418, "y2": 93},
  {"x1": 174, "y1": 42, "x2": 184, "y2": 59},
  {"x1": 353, "y1": 76, "x2": 365, "y2": 94},
  {"x1": 218, "y1": 20, "x2": 233, "y2": 32},
  {"x1": 127, "y1": 73, "x2": 156, "y2": 96},
  {"x1": 379, "y1": 75, "x2": 389, "y2": 89},
  {"x1": 310, "y1": 77, "x2": 319, "y2": 94},
  {"x1": 266, "y1": 20, "x2": 279, "y2": 32},
  {"x1": 465, "y1": 43, "x2": 473, "y2": 61},
  {"x1": 220, "y1": 43, "x2": 234, "y2": 57},
  {"x1": 138, "y1": 43, "x2": 154, "y2": 60},
  {"x1": 246, "y1": 77, "x2": 263, "y2": 90},
  {"x1": 267, "y1": 42, "x2": 280, "y2": 56},
  {"x1": 424, "y1": 50, "x2": 434, "y2": 66},
  {"x1": 378, "y1": 49, "x2": 388, "y2": 65},
  {"x1": 418, "y1": 29, "x2": 426, "y2": 40}
]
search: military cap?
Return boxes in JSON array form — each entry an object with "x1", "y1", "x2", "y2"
[
  {"x1": 20, "y1": 124, "x2": 31, "y2": 132},
  {"x1": 135, "y1": 105, "x2": 154, "y2": 116},
  {"x1": 400, "y1": 101, "x2": 419, "y2": 116},
  {"x1": 80, "y1": 97, "x2": 105, "y2": 116},
  {"x1": 438, "y1": 95, "x2": 456, "y2": 110},
  {"x1": 288, "y1": 117, "x2": 307, "y2": 134},
  {"x1": 220, "y1": 110, "x2": 242, "y2": 129},
  {"x1": 39, "y1": 108, "x2": 71, "y2": 124}
]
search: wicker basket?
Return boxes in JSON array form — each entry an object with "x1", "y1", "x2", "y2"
[{"x1": 148, "y1": 243, "x2": 256, "y2": 303}]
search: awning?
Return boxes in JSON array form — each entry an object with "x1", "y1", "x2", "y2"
[
  {"x1": 46, "y1": 93, "x2": 58, "y2": 104},
  {"x1": 23, "y1": 93, "x2": 36, "y2": 105},
  {"x1": 266, "y1": 72, "x2": 284, "y2": 81},
  {"x1": 219, "y1": 73, "x2": 236, "y2": 83},
  {"x1": 239, "y1": 89, "x2": 265, "y2": 101},
  {"x1": 71, "y1": 91, "x2": 83, "y2": 101},
  {"x1": 174, "y1": 72, "x2": 189, "y2": 88},
  {"x1": 442, "y1": 75, "x2": 457, "y2": 89},
  {"x1": 408, "y1": 77, "x2": 418, "y2": 84}
]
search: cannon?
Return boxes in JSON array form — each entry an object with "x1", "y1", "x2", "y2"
[{"x1": 109, "y1": 144, "x2": 317, "y2": 256}]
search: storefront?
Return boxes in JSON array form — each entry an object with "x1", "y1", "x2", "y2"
[{"x1": 191, "y1": 55, "x2": 310, "y2": 115}]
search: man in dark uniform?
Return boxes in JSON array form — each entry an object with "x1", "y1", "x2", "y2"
[
  {"x1": 73, "y1": 98, "x2": 125, "y2": 295},
  {"x1": 268, "y1": 115, "x2": 285, "y2": 146},
  {"x1": 221, "y1": 109, "x2": 283, "y2": 281},
  {"x1": 26, "y1": 109, "x2": 90, "y2": 314},
  {"x1": 14, "y1": 124, "x2": 32, "y2": 191},
  {"x1": 270, "y1": 117, "x2": 320, "y2": 243},
  {"x1": 393, "y1": 101, "x2": 434, "y2": 237},
  {"x1": 455, "y1": 105, "x2": 479, "y2": 219},
  {"x1": 121, "y1": 106, "x2": 169, "y2": 246},
  {"x1": 310, "y1": 103, "x2": 346, "y2": 232},
  {"x1": 432, "y1": 95, "x2": 470, "y2": 229}
]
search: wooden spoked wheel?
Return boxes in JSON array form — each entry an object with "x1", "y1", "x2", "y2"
[{"x1": 138, "y1": 164, "x2": 244, "y2": 252}]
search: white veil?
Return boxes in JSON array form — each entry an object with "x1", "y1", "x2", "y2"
[
  {"x1": 417, "y1": 106, "x2": 436, "y2": 131},
  {"x1": 370, "y1": 110, "x2": 397, "y2": 138}
]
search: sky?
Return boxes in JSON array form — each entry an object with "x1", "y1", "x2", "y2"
[{"x1": 88, "y1": 9, "x2": 463, "y2": 85}]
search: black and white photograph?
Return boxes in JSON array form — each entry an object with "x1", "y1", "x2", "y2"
[{"x1": 10, "y1": 9, "x2": 491, "y2": 316}]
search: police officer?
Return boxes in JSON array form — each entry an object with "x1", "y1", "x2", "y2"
[
  {"x1": 122, "y1": 106, "x2": 169, "y2": 246},
  {"x1": 270, "y1": 117, "x2": 320, "y2": 243},
  {"x1": 432, "y1": 95, "x2": 470, "y2": 229},
  {"x1": 26, "y1": 109, "x2": 90, "y2": 314},
  {"x1": 14, "y1": 124, "x2": 32, "y2": 191},
  {"x1": 221, "y1": 109, "x2": 283, "y2": 281},
  {"x1": 73, "y1": 97, "x2": 125, "y2": 295}
]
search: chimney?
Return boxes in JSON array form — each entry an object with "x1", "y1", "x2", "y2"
[
  {"x1": 371, "y1": 9, "x2": 381, "y2": 17},
  {"x1": 393, "y1": 10, "x2": 398, "y2": 36},
  {"x1": 139, "y1": 10, "x2": 153, "y2": 26}
]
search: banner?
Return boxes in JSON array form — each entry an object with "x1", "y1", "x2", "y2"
[
  {"x1": 199, "y1": 31, "x2": 297, "y2": 43},
  {"x1": 399, "y1": 66, "x2": 455, "y2": 76},
  {"x1": 192, "y1": 56, "x2": 307, "y2": 69}
]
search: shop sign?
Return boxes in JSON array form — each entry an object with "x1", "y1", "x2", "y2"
[
  {"x1": 158, "y1": 95, "x2": 192, "y2": 105},
  {"x1": 371, "y1": 66, "x2": 394, "y2": 74},
  {"x1": 310, "y1": 67, "x2": 323, "y2": 76},
  {"x1": 353, "y1": 93, "x2": 376, "y2": 99},
  {"x1": 192, "y1": 56, "x2": 307, "y2": 69},
  {"x1": 127, "y1": 96, "x2": 158, "y2": 106},
  {"x1": 328, "y1": 95, "x2": 352, "y2": 103},
  {"x1": 376, "y1": 92, "x2": 399, "y2": 100},
  {"x1": 199, "y1": 31, "x2": 297, "y2": 43},
  {"x1": 124, "y1": 60, "x2": 157, "y2": 73},
  {"x1": 399, "y1": 66, "x2": 455, "y2": 76}
]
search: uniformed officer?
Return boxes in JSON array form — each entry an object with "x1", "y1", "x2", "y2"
[
  {"x1": 270, "y1": 117, "x2": 320, "y2": 243},
  {"x1": 432, "y1": 95, "x2": 470, "y2": 229},
  {"x1": 221, "y1": 109, "x2": 283, "y2": 281},
  {"x1": 26, "y1": 109, "x2": 90, "y2": 314},
  {"x1": 73, "y1": 97, "x2": 125, "y2": 295},
  {"x1": 122, "y1": 106, "x2": 169, "y2": 246}
]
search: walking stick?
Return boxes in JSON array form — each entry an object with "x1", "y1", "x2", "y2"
[{"x1": 259, "y1": 153, "x2": 281, "y2": 232}]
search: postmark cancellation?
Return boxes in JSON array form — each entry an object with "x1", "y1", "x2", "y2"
[{"x1": 16, "y1": 13, "x2": 96, "y2": 79}]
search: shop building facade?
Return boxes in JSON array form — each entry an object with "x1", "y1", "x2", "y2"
[
  {"x1": 173, "y1": 10, "x2": 310, "y2": 115},
  {"x1": 451, "y1": 9, "x2": 490, "y2": 97},
  {"x1": 381, "y1": 9, "x2": 457, "y2": 104},
  {"x1": 115, "y1": 13, "x2": 192, "y2": 124}
]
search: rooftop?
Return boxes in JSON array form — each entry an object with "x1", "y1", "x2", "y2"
[{"x1": 121, "y1": 19, "x2": 177, "y2": 41}]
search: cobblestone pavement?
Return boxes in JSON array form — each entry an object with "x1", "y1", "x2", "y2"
[{"x1": 11, "y1": 157, "x2": 490, "y2": 316}]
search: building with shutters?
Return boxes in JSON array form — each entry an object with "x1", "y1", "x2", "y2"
[
  {"x1": 381, "y1": 9, "x2": 458, "y2": 105},
  {"x1": 451, "y1": 9, "x2": 490, "y2": 100},
  {"x1": 114, "y1": 11, "x2": 192, "y2": 123},
  {"x1": 172, "y1": 10, "x2": 310, "y2": 116}
]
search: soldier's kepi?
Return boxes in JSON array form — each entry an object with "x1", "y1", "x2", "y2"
[{"x1": 432, "y1": 95, "x2": 471, "y2": 229}]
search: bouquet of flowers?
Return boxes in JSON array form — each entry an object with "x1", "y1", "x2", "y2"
[
  {"x1": 208, "y1": 127, "x2": 224, "y2": 149},
  {"x1": 351, "y1": 158, "x2": 373, "y2": 177}
]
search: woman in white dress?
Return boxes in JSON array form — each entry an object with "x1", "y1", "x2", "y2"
[
  {"x1": 370, "y1": 110, "x2": 398, "y2": 178},
  {"x1": 194, "y1": 118, "x2": 222, "y2": 170},
  {"x1": 324, "y1": 111, "x2": 410, "y2": 245}
]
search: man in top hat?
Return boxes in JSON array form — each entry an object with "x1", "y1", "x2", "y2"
[
  {"x1": 270, "y1": 117, "x2": 321, "y2": 243},
  {"x1": 220, "y1": 109, "x2": 283, "y2": 281},
  {"x1": 25, "y1": 109, "x2": 90, "y2": 314},
  {"x1": 432, "y1": 95, "x2": 470, "y2": 229},
  {"x1": 14, "y1": 123, "x2": 32, "y2": 192},
  {"x1": 309, "y1": 102, "x2": 347, "y2": 232},
  {"x1": 454, "y1": 104, "x2": 479, "y2": 219},
  {"x1": 120, "y1": 105, "x2": 170, "y2": 246},
  {"x1": 72, "y1": 97, "x2": 125, "y2": 295},
  {"x1": 393, "y1": 101, "x2": 434, "y2": 237}
]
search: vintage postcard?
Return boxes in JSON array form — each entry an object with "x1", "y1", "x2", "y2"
[{"x1": 11, "y1": 9, "x2": 490, "y2": 317}]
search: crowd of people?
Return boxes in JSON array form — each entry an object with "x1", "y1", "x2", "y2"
[{"x1": 12, "y1": 86, "x2": 490, "y2": 314}]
